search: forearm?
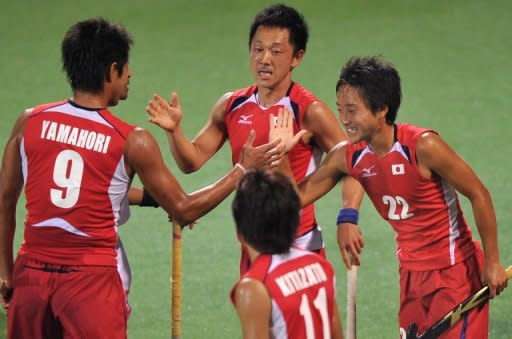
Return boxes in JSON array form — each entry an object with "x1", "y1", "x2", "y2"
[
  {"x1": 471, "y1": 189, "x2": 500, "y2": 262},
  {"x1": 341, "y1": 176, "x2": 364, "y2": 209},
  {"x1": 0, "y1": 203, "x2": 15, "y2": 283},
  {"x1": 166, "y1": 126, "x2": 205, "y2": 173},
  {"x1": 155, "y1": 165, "x2": 245, "y2": 225}
]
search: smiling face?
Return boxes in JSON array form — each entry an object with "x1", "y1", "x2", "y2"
[
  {"x1": 249, "y1": 26, "x2": 303, "y2": 92},
  {"x1": 336, "y1": 84, "x2": 387, "y2": 144}
]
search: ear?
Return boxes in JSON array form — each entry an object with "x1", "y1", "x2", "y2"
[
  {"x1": 107, "y1": 62, "x2": 119, "y2": 82},
  {"x1": 376, "y1": 106, "x2": 388, "y2": 120},
  {"x1": 291, "y1": 49, "x2": 305, "y2": 70}
]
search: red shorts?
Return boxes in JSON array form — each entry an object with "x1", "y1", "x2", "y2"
[
  {"x1": 398, "y1": 252, "x2": 488, "y2": 339},
  {"x1": 8, "y1": 256, "x2": 127, "y2": 339}
]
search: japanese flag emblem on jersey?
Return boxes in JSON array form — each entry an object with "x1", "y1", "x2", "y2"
[{"x1": 392, "y1": 164, "x2": 405, "y2": 175}]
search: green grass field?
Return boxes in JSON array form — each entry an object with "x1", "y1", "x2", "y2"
[{"x1": 1, "y1": 0, "x2": 511, "y2": 337}]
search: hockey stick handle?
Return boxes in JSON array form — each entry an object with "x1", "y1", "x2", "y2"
[
  {"x1": 346, "y1": 259, "x2": 357, "y2": 339},
  {"x1": 172, "y1": 223, "x2": 183, "y2": 339}
]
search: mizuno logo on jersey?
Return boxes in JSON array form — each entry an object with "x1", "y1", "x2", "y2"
[
  {"x1": 361, "y1": 165, "x2": 377, "y2": 178},
  {"x1": 392, "y1": 164, "x2": 405, "y2": 175},
  {"x1": 237, "y1": 114, "x2": 253, "y2": 125}
]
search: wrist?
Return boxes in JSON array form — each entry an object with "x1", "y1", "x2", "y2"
[
  {"x1": 235, "y1": 163, "x2": 247, "y2": 175},
  {"x1": 336, "y1": 208, "x2": 359, "y2": 226},
  {"x1": 139, "y1": 188, "x2": 159, "y2": 208}
]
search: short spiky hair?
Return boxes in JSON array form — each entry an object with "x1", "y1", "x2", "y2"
[
  {"x1": 336, "y1": 56, "x2": 402, "y2": 124},
  {"x1": 232, "y1": 170, "x2": 300, "y2": 254},
  {"x1": 249, "y1": 3, "x2": 309, "y2": 55},
  {"x1": 61, "y1": 18, "x2": 133, "y2": 93}
]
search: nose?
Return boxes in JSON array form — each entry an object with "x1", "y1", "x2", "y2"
[
  {"x1": 339, "y1": 111, "x2": 349, "y2": 125},
  {"x1": 259, "y1": 49, "x2": 272, "y2": 64}
]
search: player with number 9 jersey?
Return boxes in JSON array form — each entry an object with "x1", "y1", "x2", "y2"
[{"x1": 20, "y1": 100, "x2": 135, "y2": 267}]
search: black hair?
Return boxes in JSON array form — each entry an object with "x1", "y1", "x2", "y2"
[
  {"x1": 232, "y1": 170, "x2": 300, "y2": 254},
  {"x1": 336, "y1": 56, "x2": 402, "y2": 124},
  {"x1": 61, "y1": 18, "x2": 133, "y2": 93},
  {"x1": 249, "y1": 3, "x2": 308, "y2": 56}
]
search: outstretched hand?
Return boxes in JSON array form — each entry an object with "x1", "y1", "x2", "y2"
[
  {"x1": 238, "y1": 130, "x2": 283, "y2": 170},
  {"x1": 269, "y1": 107, "x2": 307, "y2": 154},
  {"x1": 146, "y1": 92, "x2": 183, "y2": 132}
]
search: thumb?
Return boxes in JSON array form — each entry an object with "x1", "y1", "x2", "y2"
[
  {"x1": 171, "y1": 92, "x2": 180, "y2": 108},
  {"x1": 292, "y1": 129, "x2": 307, "y2": 145},
  {"x1": 244, "y1": 130, "x2": 256, "y2": 146}
]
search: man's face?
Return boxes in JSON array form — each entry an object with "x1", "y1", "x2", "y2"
[
  {"x1": 109, "y1": 62, "x2": 131, "y2": 106},
  {"x1": 249, "y1": 26, "x2": 303, "y2": 90},
  {"x1": 336, "y1": 85, "x2": 383, "y2": 144}
]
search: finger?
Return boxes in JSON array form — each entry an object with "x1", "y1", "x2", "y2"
[
  {"x1": 348, "y1": 247, "x2": 361, "y2": 265},
  {"x1": 278, "y1": 108, "x2": 284, "y2": 128},
  {"x1": 340, "y1": 247, "x2": 351, "y2": 269},
  {"x1": 292, "y1": 129, "x2": 307, "y2": 145},
  {"x1": 171, "y1": 92, "x2": 180, "y2": 109},
  {"x1": 244, "y1": 130, "x2": 256, "y2": 146},
  {"x1": 284, "y1": 107, "x2": 291, "y2": 128}
]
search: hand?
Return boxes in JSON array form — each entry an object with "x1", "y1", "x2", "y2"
[
  {"x1": 481, "y1": 261, "x2": 509, "y2": 297},
  {"x1": 146, "y1": 92, "x2": 183, "y2": 132},
  {"x1": 0, "y1": 280, "x2": 13, "y2": 314},
  {"x1": 337, "y1": 223, "x2": 364, "y2": 269},
  {"x1": 238, "y1": 130, "x2": 283, "y2": 170},
  {"x1": 269, "y1": 107, "x2": 306, "y2": 154}
]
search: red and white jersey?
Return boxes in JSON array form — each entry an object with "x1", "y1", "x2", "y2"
[
  {"x1": 225, "y1": 83, "x2": 322, "y2": 236},
  {"x1": 345, "y1": 124, "x2": 478, "y2": 271},
  {"x1": 18, "y1": 100, "x2": 135, "y2": 267},
  {"x1": 231, "y1": 247, "x2": 336, "y2": 339}
]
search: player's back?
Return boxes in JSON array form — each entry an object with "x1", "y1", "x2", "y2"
[
  {"x1": 19, "y1": 100, "x2": 135, "y2": 266},
  {"x1": 246, "y1": 247, "x2": 336, "y2": 338}
]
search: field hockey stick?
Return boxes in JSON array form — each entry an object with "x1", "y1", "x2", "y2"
[
  {"x1": 171, "y1": 223, "x2": 183, "y2": 339},
  {"x1": 346, "y1": 255, "x2": 357, "y2": 339},
  {"x1": 406, "y1": 265, "x2": 512, "y2": 339}
]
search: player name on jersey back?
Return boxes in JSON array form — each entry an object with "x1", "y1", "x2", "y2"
[
  {"x1": 40, "y1": 120, "x2": 111, "y2": 154},
  {"x1": 275, "y1": 262, "x2": 328, "y2": 297}
]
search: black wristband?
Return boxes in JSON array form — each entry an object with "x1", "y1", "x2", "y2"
[{"x1": 140, "y1": 189, "x2": 159, "y2": 208}]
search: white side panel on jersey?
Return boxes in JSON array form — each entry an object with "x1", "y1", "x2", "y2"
[
  {"x1": 33, "y1": 217, "x2": 90, "y2": 237},
  {"x1": 108, "y1": 155, "x2": 131, "y2": 227},
  {"x1": 271, "y1": 299, "x2": 289, "y2": 339},
  {"x1": 47, "y1": 103, "x2": 113, "y2": 127},
  {"x1": 442, "y1": 180, "x2": 460, "y2": 265},
  {"x1": 20, "y1": 138, "x2": 28, "y2": 184}
]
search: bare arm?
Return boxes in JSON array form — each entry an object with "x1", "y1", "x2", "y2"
[
  {"x1": 298, "y1": 146, "x2": 348, "y2": 207},
  {"x1": 146, "y1": 92, "x2": 231, "y2": 173},
  {"x1": 416, "y1": 132, "x2": 508, "y2": 296},
  {"x1": 332, "y1": 299, "x2": 344, "y2": 339},
  {"x1": 234, "y1": 278, "x2": 271, "y2": 339},
  {"x1": 124, "y1": 128, "x2": 279, "y2": 226},
  {"x1": 0, "y1": 112, "x2": 28, "y2": 311}
]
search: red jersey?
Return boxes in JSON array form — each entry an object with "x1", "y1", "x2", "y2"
[
  {"x1": 225, "y1": 83, "x2": 322, "y2": 236},
  {"x1": 231, "y1": 248, "x2": 336, "y2": 339},
  {"x1": 18, "y1": 100, "x2": 135, "y2": 266},
  {"x1": 345, "y1": 124, "x2": 478, "y2": 270}
]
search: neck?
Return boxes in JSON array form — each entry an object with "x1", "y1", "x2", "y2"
[
  {"x1": 245, "y1": 244, "x2": 261, "y2": 263},
  {"x1": 257, "y1": 78, "x2": 292, "y2": 107},
  {"x1": 368, "y1": 123, "x2": 395, "y2": 156},
  {"x1": 71, "y1": 90, "x2": 109, "y2": 109}
]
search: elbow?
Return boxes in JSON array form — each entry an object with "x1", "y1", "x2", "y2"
[
  {"x1": 168, "y1": 201, "x2": 196, "y2": 226},
  {"x1": 178, "y1": 162, "x2": 201, "y2": 174}
]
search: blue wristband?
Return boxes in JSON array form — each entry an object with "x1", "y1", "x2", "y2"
[{"x1": 336, "y1": 208, "x2": 359, "y2": 225}]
